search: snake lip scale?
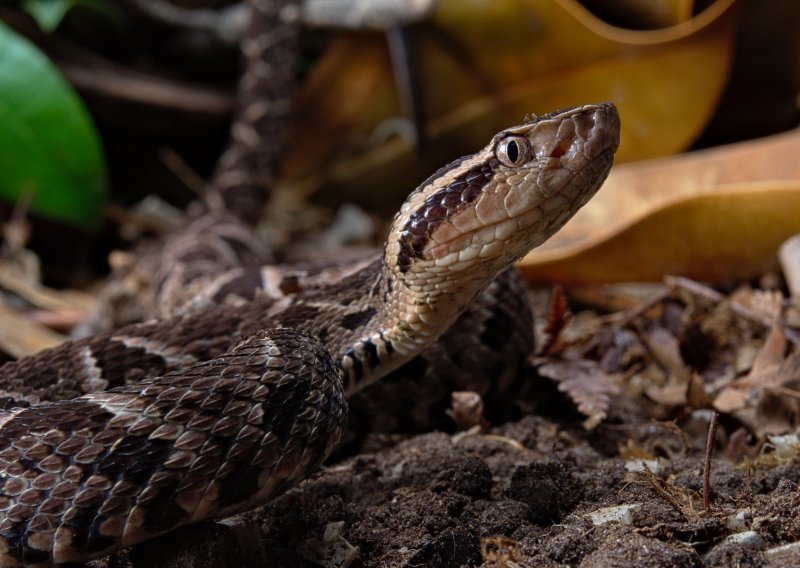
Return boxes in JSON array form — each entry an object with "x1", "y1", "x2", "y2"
[{"x1": 0, "y1": 103, "x2": 619, "y2": 566}]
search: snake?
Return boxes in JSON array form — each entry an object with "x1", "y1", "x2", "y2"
[
  {"x1": 0, "y1": 102, "x2": 619, "y2": 566},
  {"x1": 76, "y1": 0, "x2": 531, "y2": 448}
]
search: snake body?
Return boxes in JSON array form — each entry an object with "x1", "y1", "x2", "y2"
[
  {"x1": 0, "y1": 103, "x2": 619, "y2": 566},
  {"x1": 78, "y1": 0, "x2": 298, "y2": 335}
]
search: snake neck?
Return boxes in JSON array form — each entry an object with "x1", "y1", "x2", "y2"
[
  {"x1": 329, "y1": 258, "x2": 492, "y2": 396},
  {"x1": 267, "y1": 256, "x2": 484, "y2": 396}
]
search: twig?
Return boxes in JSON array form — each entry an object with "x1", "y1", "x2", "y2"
[
  {"x1": 159, "y1": 147, "x2": 208, "y2": 197},
  {"x1": 668, "y1": 276, "x2": 800, "y2": 346},
  {"x1": 703, "y1": 411, "x2": 720, "y2": 511},
  {"x1": 582, "y1": 284, "x2": 674, "y2": 356},
  {"x1": 125, "y1": 0, "x2": 247, "y2": 43},
  {"x1": 640, "y1": 465, "x2": 697, "y2": 520},
  {"x1": 541, "y1": 285, "x2": 571, "y2": 355},
  {"x1": 611, "y1": 283, "x2": 675, "y2": 328},
  {"x1": 0, "y1": 186, "x2": 33, "y2": 258}
]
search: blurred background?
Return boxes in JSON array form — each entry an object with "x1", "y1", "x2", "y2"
[{"x1": 0, "y1": 0, "x2": 798, "y2": 288}]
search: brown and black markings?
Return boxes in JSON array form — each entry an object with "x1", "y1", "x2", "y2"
[{"x1": 396, "y1": 159, "x2": 495, "y2": 272}]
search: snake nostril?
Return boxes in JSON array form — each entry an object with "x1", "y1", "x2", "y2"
[{"x1": 549, "y1": 143, "x2": 568, "y2": 158}]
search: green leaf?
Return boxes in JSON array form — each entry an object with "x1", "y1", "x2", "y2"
[
  {"x1": 0, "y1": 22, "x2": 106, "y2": 228},
  {"x1": 22, "y1": 0, "x2": 72, "y2": 31},
  {"x1": 22, "y1": 0, "x2": 118, "y2": 33}
]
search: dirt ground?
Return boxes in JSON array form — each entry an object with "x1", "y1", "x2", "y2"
[{"x1": 90, "y1": 365, "x2": 800, "y2": 568}]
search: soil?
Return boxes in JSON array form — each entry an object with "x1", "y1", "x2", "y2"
[{"x1": 92, "y1": 373, "x2": 800, "y2": 568}]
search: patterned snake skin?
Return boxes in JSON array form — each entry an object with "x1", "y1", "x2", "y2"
[
  {"x1": 75, "y1": 0, "x2": 535, "y2": 449},
  {"x1": 0, "y1": 103, "x2": 620, "y2": 566},
  {"x1": 77, "y1": 0, "x2": 299, "y2": 334}
]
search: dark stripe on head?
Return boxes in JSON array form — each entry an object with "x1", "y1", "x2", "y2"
[{"x1": 397, "y1": 161, "x2": 494, "y2": 272}]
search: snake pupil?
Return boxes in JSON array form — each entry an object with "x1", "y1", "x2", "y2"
[
  {"x1": 507, "y1": 140, "x2": 519, "y2": 163},
  {"x1": 495, "y1": 136, "x2": 530, "y2": 168}
]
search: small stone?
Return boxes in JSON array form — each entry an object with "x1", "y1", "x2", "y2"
[
  {"x1": 624, "y1": 459, "x2": 661, "y2": 474},
  {"x1": 721, "y1": 531, "x2": 764, "y2": 549},
  {"x1": 726, "y1": 510, "x2": 750, "y2": 531},
  {"x1": 298, "y1": 521, "x2": 359, "y2": 568},
  {"x1": 587, "y1": 504, "x2": 640, "y2": 526},
  {"x1": 447, "y1": 391, "x2": 486, "y2": 431},
  {"x1": 766, "y1": 541, "x2": 800, "y2": 557}
]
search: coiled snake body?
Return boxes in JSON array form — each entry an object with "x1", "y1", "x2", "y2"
[{"x1": 0, "y1": 103, "x2": 619, "y2": 566}]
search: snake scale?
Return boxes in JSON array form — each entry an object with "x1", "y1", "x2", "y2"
[{"x1": 0, "y1": 100, "x2": 620, "y2": 565}]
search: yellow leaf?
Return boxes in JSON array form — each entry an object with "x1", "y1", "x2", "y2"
[
  {"x1": 282, "y1": 0, "x2": 738, "y2": 209},
  {"x1": 520, "y1": 128, "x2": 800, "y2": 284},
  {"x1": 520, "y1": 185, "x2": 800, "y2": 284},
  {"x1": 579, "y1": 0, "x2": 696, "y2": 29}
]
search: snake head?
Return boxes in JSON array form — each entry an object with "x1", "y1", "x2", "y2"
[{"x1": 385, "y1": 102, "x2": 620, "y2": 291}]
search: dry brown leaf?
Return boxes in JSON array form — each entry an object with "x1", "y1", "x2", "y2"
[
  {"x1": 712, "y1": 327, "x2": 800, "y2": 437},
  {"x1": 712, "y1": 385, "x2": 750, "y2": 414},
  {"x1": 728, "y1": 288, "x2": 783, "y2": 327},
  {"x1": 636, "y1": 325, "x2": 692, "y2": 407},
  {"x1": 645, "y1": 325, "x2": 691, "y2": 385},
  {"x1": 481, "y1": 535, "x2": 523, "y2": 567},
  {"x1": 687, "y1": 372, "x2": 712, "y2": 408},
  {"x1": 779, "y1": 234, "x2": 800, "y2": 297},
  {"x1": 520, "y1": 185, "x2": 800, "y2": 284},
  {"x1": 522, "y1": 126, "x2": 800, "y2": 284},
  {"x1": 0, "y1": 260, "x2": 95, "y2": 313},
  {"x1": 726, "y1": 286, "x2": 783, "y2": 332},
  {"x1": 281, "y1": 0, "x2": 738, "y2": 208},
  {"x1": 0, "y1": 301, "x2": 64, "y2": 358},
  {"x1": 566, "y1": 282, "x2": 669, "y2": 314},
  {"x1": 747, "y1": 325, "x2": 788, "y2": 382},
  {"x1": 537, "y1": 358, "x2": 620, "y2": 429},
  {"x1": 0, "y1": 256, "x2": 92, "y2": 352},
  {"x1": 645, "y1": 383, "x2": 687, "y2": 408},
  {"x1": 541, "y1": 285, "x2": 571, "y2": 355}
]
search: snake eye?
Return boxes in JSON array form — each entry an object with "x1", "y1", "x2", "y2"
[{"x1": 495, "y1": 136, "x2": 531, "y2": 167}]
